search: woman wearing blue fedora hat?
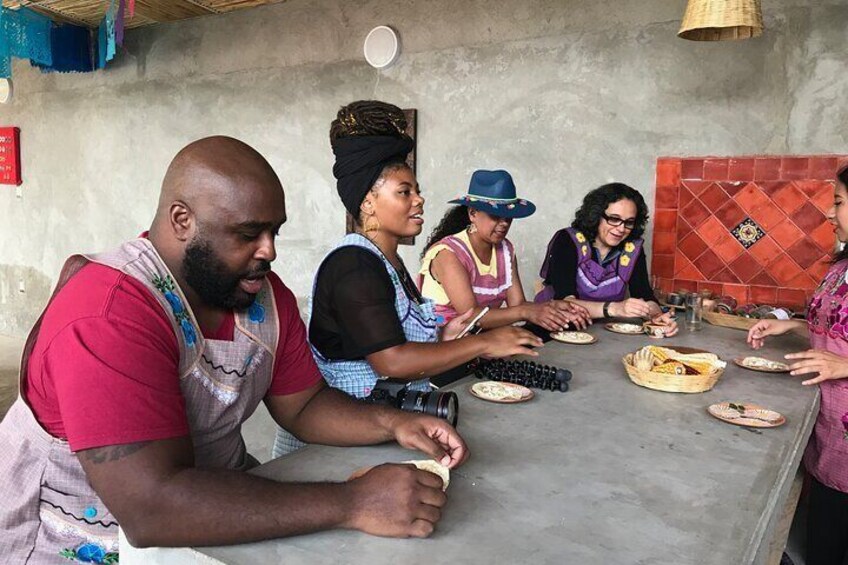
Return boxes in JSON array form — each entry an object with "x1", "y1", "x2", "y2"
[
  {"x1": 273, "y1": 101, "x2": 542, "y2": 456},
  {"x1": 419, "y1": 170, "x2": 591, "y2": 332},
  {"x1": 536, "y1": 183, "x2": 677, "y2": 334}
]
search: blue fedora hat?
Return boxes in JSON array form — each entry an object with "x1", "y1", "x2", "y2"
[{"x1": 448, "y1": 169, "x2": 536, "y2": 219}]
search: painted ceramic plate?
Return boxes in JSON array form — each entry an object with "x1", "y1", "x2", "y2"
[
  {"x1": 469, "y1": 381, "x2": 534, "y2": 403},
  {"x1": 550, "y1": 330, "x2": 597, "y2": 344},
  {"x1": 733, "y1": 356, "x2": 790, "y2": 373},
  {"x1": 605, "y1": 322, "x2": 645, "y2": 335},
  {"x1": 708, "y1": 402, "x2": 785, "y2": 428}
]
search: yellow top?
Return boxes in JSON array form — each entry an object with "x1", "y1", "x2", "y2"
[{"x1": 419, "y1": 230, "x2": 497, "y2": 306}]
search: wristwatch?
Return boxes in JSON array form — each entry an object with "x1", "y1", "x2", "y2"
[{"x1": 603, "y1": 301, "x2": 612, "y2": 318}]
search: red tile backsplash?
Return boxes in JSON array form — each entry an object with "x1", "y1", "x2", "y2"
[
  {"x1": 652, "y1": 154, "x2": 847, "y2": 310},
  {"x1": 654, "y1": 209, "x2": 678, "y2": 233},
  {"x1": 678, "y1": 232, "x2": 708, "y2": 261},
  {"x1": 703, "y1": 159, "x2": 729, "y2": 181},
  {"x1": 771, "y1": 182, "x2": 807, "y2": 215},
  {"x1": 728, "y1": 159, "x2": 755, "y2": 181},
  {"x1": 681, "y1": 198, "x2": 711, "y2": 228},
  {"x1": 769, "y1": 219, "x2": 804, "y2": 250},
  {"x1": 699, "y1": 184, "x2": 727, "y2": 212},
  {"x1": 781, "y1": 157, "x2": 810, "y2": 180},
  {"x1": 792, "y1": 202, "x2": 826, "y2": 234},
  {"x1": 714, "y1": 200, "x2": 747, "y2": 229},
  {"x1": 681, "y1": 159, "x2": 704, "y2": 180},
  {"x1": 754, "y1": 158, "x2": 781, "y2": 181}
]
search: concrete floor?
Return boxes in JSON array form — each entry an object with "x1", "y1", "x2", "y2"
[{"x1": 0, "y1": 334, "x2": 812, "y2": 562}]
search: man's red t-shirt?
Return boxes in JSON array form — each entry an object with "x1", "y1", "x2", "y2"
[{"x1": 23, "y1": 262, "x2": 322, "y2": 452}]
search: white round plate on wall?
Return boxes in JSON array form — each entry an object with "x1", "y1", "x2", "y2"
[
  {"x1": 364, "y1": 26, "x2": 400, "y2": 69},
  {"x1": 0, "y1": 79, "x2": 13, "y2": 104}
]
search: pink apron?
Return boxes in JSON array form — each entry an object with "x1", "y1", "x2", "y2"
[{"x1": 803, "y1": 259, "x2": 848, "y2": 493}]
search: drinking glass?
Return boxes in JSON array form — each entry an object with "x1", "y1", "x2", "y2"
[{"x1": 685, "y1": 293, "x2": 703, "y2": 331}]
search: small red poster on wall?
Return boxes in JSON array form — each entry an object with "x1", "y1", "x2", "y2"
[{"x1": 0, "y1": 127, "x2": 21, "y2": 185}]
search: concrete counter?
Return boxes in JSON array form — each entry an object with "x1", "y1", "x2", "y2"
[{"x1": 123, "y1": 323, "x2": 819, "y2": 565}]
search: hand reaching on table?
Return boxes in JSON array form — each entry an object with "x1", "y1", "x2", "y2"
[
  {"x1": 746, "y1": 319, "x2": 803, "y2": 349},
  {"x1": 650, "y1": 312, "x2": 679, "y2": 336},
  {"x1": 521, "y1": 301, "x2": 586, "y2": 331},
  {"x1": 784, "y1": 349, "x2": 848, "y2": 385},
  {"x1": 480, "y1": 326, "x2": 543, "y2": 358},
  {"x1": 609, "y1": 298, "x2": 652, "y2": 319},
  {"x1": 391, "y1": 412, "x2": 469, "y2": 469},
  {"x1": 558, "y1": 300, "x2": 592, "y2": 330}
]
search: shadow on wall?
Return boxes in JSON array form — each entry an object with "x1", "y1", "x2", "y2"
[{"x1": 0, "y1": 264, "x2": 51, "y2": 339}]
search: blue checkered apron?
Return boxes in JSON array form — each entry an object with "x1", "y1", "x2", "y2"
[{"x1": 273, "y1": 234, "x2": 438, "y2": 457}]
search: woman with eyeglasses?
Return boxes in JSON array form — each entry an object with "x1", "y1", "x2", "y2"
[{"x1": 536, "y1": 183, "x2": 677, "y2": 332}]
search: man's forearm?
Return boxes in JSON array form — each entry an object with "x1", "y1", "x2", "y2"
[
  {"x1": 123, "y1": 467, "x2": 351, "y2": 547},
  {"x1": 283, "y1": 386, "x2": 402, "y2": 446}
]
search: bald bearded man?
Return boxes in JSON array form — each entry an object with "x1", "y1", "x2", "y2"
[{"x1": 0, "y1": 137, "x2": 467, "y2": 563}]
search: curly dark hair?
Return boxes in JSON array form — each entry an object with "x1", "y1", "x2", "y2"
[
  {"x1": 421, "y1": 205, "x2": 469, "y2": 259},
  {"x1": 329, "y1": 100, "x2": 408, "y2": 142},
  {"x1": 831, "y1": 164, "x2": 848, "y2": 263},
  {"x1": 329, "y1": 100, "x2": 412, "y2": 225},
  {"x1": 571, "y1": 183, "x2": 649, "y2": 244}
]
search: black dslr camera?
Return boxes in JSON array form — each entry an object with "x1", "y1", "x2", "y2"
[{"x1": 364, "y1": 380, "x2": 459, "y2": 426}]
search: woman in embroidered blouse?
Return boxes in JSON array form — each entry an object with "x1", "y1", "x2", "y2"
[
  {"x1": 747, "y1": 163, "x2": 848, "y2": 565},
  {"x1": 419, "y1": 169, "x2": 591, "y2": 332},
  {"x1": 536, "y1": 183, "x2": 677, "y2": 331},
  {"x1": 273, "y1": 101, "x2": 542, "y2": 456}
]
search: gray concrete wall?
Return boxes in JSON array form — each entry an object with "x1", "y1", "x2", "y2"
[{"x1": 0, "y1": 0, "x2": 846, "y2": 337}]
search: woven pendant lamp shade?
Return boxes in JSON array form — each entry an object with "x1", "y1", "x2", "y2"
[{"x1": 678, "y1": 0, "x2": 763, "y2": 41}]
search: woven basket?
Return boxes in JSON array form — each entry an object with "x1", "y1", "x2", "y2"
[
  {"x1": 678, "y1": 0, "x2": 763, "y2": 41},
  {"x1": 703, "y1": 310, "x2": 758, "y2": 331},
  {"x1": 622, "y1": 347, "x2": 724, "y2": 393}
]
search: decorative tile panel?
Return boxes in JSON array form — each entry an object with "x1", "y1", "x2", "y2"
[
  {"x1": 652, "y1": 155, "x2": 847, "y2": 309},
  {"x1": 731, "y1": 218, "x2": 765, "y2": 249}
]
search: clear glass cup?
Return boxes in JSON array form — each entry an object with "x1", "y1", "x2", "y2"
[{"x1": 685, "y1": 293, "x2": 703, "y2": 331}]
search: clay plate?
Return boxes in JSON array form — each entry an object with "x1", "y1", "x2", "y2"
[
  {"x1": 733, "y1": 356, "x2": 790, "y2": 373},
  {"x1": 549, "y1": 330, "x2": 597, "y2": 345},
  {"x1": 605, "y1": 322, "x2": 645, "y2": 335},
  {"x1": 708, "y1": 402, "x2": 785, "y2": 428},
  {"x1": 469, "y1": 381, "x2": 534, "y2": 404}
]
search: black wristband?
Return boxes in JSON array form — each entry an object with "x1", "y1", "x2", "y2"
[{"x1": 603, "y1": 301, "x2": 611, "y2": 318}]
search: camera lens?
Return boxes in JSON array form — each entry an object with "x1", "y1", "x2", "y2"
[{"x1": 399, "y1": 390, "x2": 459, "y2": 427}]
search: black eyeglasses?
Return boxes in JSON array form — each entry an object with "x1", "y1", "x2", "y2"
[{"x1": 601, "y1": 213, "x2": 637, "y2": 230}]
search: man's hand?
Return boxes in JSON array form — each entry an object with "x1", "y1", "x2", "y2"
[
  {"x1": 391, "y1": 412, "x2": 469, "y2": 468},
  {"x1": 785, "y1": 349, "x2": 848, "y2": 385},
  {"x1": 344, "y1": 464, "x2": 447, "y2": 538}
]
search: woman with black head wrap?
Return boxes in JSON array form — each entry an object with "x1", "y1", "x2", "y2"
[{"x1": 273, "y1": 101, "x2": 542, "y2": 456}]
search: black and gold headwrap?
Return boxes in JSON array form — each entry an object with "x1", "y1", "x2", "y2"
[{"x1": 329, "y1": 101, "x2": 413, "y2": 217}]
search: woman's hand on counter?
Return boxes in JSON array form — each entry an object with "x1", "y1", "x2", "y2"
[
  {"x1": 650, "y1": 312, "x2": 679, "y2": 336},
  {"x1": 746, "y1": 319, "x2": 803, "y2": 349},
  {"x1": 784, "y1": 349, "x2": 848, "y2": 385}
]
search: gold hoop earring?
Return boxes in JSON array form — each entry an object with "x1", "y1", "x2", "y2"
[
  {"x1": 364, "y1": 214, "x2": 381, "y2": 234},
  {"x1": 467, "y1": 223, "x2": 477, "y2": 235}
]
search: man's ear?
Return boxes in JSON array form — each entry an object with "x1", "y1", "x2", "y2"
[{"x1": 169, "y1": 200, "x2": 195, "y2": 242}]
